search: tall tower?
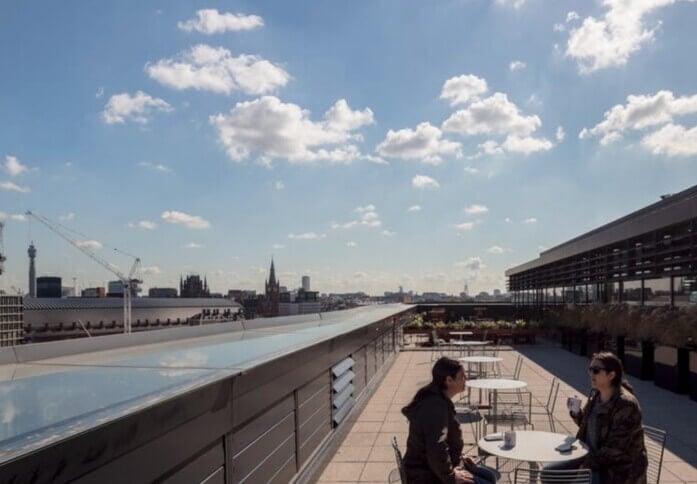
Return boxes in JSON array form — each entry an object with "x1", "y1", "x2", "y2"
[
  {"x1": 301, "y1": 275, "x2": 310, "y2": 291},
  {"x1": 28, "y1": 242, "x2": 37, "y2": 298}
]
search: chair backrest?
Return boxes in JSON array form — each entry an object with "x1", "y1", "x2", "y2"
[
  {"x1": 546, "y1": 378, "x2": 560, "y2": 412},
  {"x1": 391, "y1": 436, "x2": 407, "y2": 484},
  {"x1": 514, "y1": 466, "x2": 591, "y2": 483},
  {"x1": 643, "y1": 425, "x2": 666, "y2": 484},
  {"x1": 513, "y1": 354, "x2": 524, "y2": 379}
]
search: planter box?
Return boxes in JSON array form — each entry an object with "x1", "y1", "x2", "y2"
[
  {"x1": 586, "y1": 332, "x2": 606, "y2": 356},
  {"x1": 654, "y1": 345, "x2": 689, "y2": 394},
  {"x1": 572, "y1": 330, "x2": 588, "y2": 356},
  {"x1": 690, "y1": 350, "x2": 697, "y2": 402},
  {"x1": 624, "y1": 339, "x2": 654, "y2": 380}
]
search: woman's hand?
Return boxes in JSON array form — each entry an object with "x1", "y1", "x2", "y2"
[
  {"x1": 461, "y1": 456, "x2": 478, "y2": 472},
  {"x1": 454, "y1": 467, "x2": 475, "y2": 484}
]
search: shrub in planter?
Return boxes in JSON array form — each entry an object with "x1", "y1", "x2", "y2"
[
  {"x1": 689, "y1": 349, "x2": 697, "y2": 402},
  {"x1": 624, "y1": 338, "x2": 654, "y2": 380},
  {"x1": 654, "y1": 345, "x2": 689, "y2": 393}
]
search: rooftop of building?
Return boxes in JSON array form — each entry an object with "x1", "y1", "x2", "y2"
[{"x1": 22, "y1": 297, "x2": 241, "y2": 311}]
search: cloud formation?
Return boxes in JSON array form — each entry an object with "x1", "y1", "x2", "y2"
[
  {"x1": 75, "y1": 240, "x2": 103, "y2": 250},
  {"x1": 565, "y1": 1, "x2": 694, "y2": 73},
  {"x1": 407, "y1": 205, "x2": 421, "y2": 212},
  {"x1": 580, "y1": 90, "x2": 697, "y2": 156},
  {"x1": 412, "y1": 175, "x2": 440, "y2": 189},
  {"x1": 0, "y1": 181, "x2": 30, "y2": 193},
  {"x1": 102, "y1": 91, "x2": 172, "y2": 124},
  {"x1": 129, "y1": 220, "x2": 157, "y2": 230},
  {"x1": 147, "y1": 45, "x2": 289, "y2": 96},
  {"x1": 509, "y1": 60, "x2": 526, "y2": 71},
  {"x1": 178, "y1": 9, "x2": 263, "y2": 34},
  {"x1": 440, "y1": 74, "x2": 488, "y2": 106},
  {"x1": 376, "y1": 122, "x2": 461, "y2": 164},
  {"x1": 4, "y1": 156, "x2": 28, "y2": 177},
  {"x1": 288, "y1": 232, "x2": 325, "y2": 240},
  {"x1": 487, "y1": 245, "x2": 505, "y2": 254},
  {"x1": 139, "y1": 162, "x2": 172, "y2": 173},
  {"x1": 161, "y1": 211, "x2": 211, "y2": 229},
  {"x1": 464, "y1": 204, "x2": 488, "y2": 214},
  {"x1": 210, "y1": 96, "x2": 375, "y2": 164},
  {"x1": 331, "y1": 204, "x2": 382, "y2": 229}
]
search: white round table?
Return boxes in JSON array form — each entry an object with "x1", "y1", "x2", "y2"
[
  {"x1": 450, "y1": 331, "x2": 474, "y2": 340},
  {"x1": 478, "y1": 430, "x2": 588, "y2": 463},
  {"x1": 459, "y1": 356, "x2": 503, "y2": 378},
  {"x1": 466, "y1": 379, "x2": 527, "y2": 432}
]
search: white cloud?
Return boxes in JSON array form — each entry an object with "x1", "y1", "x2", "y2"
[
  {"x1": 556, "y1": 126, "x2": 566, "y2": 142},
  {"x1": 141, "y1": 266, "x2": 162, "y2": 275},
  {"x1": 454, "y1": 256, "x2": 484, "y2": 272},
  {"x1": 147, "y1": 45, "x2": 289, "y2": 96},
  {"x1": 272, "y1": 243, "x2": 286, "y2": 249},
  {"x1": 580, "y1": 90, "x2": 697, "y2": 156},
  {"x1": 464, "y1": 166, "x2": 479, "y2": 174},
  {"x1": 501, "y1": 135, "x2": 554, "y2": 154},
  {"x1": 523, "y1": 217, "x2": 537, "y2": 224},
  {"x1": 9, "y1": 214, "x2": 27, "y2": 222},
  {"x1": 382, "y1": 230, "x2": 396, "y2": 236},
  {"x1": 0, "y1": 181, "x2": 30, "y2": 193},
  {"x1": 407, "y1": 205, "x2": 421, "y2": 212},
  {"x1": 178, "y1": 9, "x2": 263, "y2": 34},
  {"x1": 184, "y1": 242, "x2": 204, "y2": 249},
  {"x1": 412, "y1": 175, "x2": 440, "y2": 189},
  {"x1": 487, "y1": 245, "x2": 505, "y2": 254},
  {"x1": 641, "y1": 123, "x2": 697, "y2": 157},
  {"x1": 346, "y1": 241, "x2": 357, "y2": 247},
  {"x1": 464, "y1": 204, "x2": 488, "y2": 214},
  {"x1": 509, "y1": 61, "x2": 526, "y2": 71},
  {"x1": 4, "y1": 156, "x2": 28, "y2": 177},
  {"x1": 75, "y1": 240, "x2": 102, "y2": 250},
  {"x1": 139, "y1": 162, "x2": 172, "y2": 173},
  {"x1": 59, "y1": 212, "x2": 75, "y2": 222},
  {"x1": 566, "y1": 11, "x2": 580, "y2": 22},
  {"x1": 376, "y1": 122, "x2": 461, "y2": 164},
  {"x1": 102, "y1": 91, "x2": 172, "y2": 124},
  {"x1": 495, "y1": 0, "x2": 525, "y2": 9},
  {"x1": 331, "y1": 205, "x2": 382, "y2": 229},
  {"x1": 275, "y1": 180, "x2": 285, "y2": 190},
  {"x1": 288, "y1": 232, "x2": 325, "y2": 240},
  {"x1": 553, "y1": 23, "x2": 565, "y2": 32},
  {"x1": 95, "y1": 86, "x2": 104, "y2": 98},
  {"x1": 137, "y1": 220, "x2": 157, "y2": 230},
  {"x1": 210, "y1": 96, "x2": 375, "y2": 164},
  {"x1": 504, "y1": 217, "x2": 512, "y2": 223},
  {"x1": 565, "y1": 1, "x2": 693, "y2": 73},
  {"x1": 454, "y1": 222, "x2": 474, "y2": 231},
  {"x1": 443, "y1": 92, "x2": 541, "y2": 137},
  {"x1": 440, "y1": 74, "x2": 488, "y2": 106},
  {"x1": 161, "y1": 211, "x2": 211, "y2": 229}
]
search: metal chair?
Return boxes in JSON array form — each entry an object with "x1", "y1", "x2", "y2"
[
  {"x1": 529, "y1": 377, "x2": 560, "y2": 432},
  {"x1": 483, "y1": 390, "x2": 533, "y2": 434},
  {"x1": 388, "y1": 436, "x2": 407, "y2": 484},
  {"x1": 498, "y1": 354, "x2": 524, "y2": 380},
  {"x1": 643, "y1": 425, "x2": 667, "y2": 484},
  {"x1": 430, "y1": 330, "x2": 448, "y2": 361},
  {"x1": 515, "y1": 465, "x2": 591, "y2": 483}
]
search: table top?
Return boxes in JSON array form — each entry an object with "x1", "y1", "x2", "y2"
[
  {"x1": 457, "y1": 340, "x2": 492, "y2": 346},
  {"x1": 466, "y1": 378, "x2": 527, "y2": 390},
  {"x1": 459, "y1": 356, "x2": 503, "y2": 363},
  {"x1": 478, "y1": 430, "x2": 588, "y2": 463},
  {"x1": 450, "y1": 331, "x2": 474, "y2": 335}
]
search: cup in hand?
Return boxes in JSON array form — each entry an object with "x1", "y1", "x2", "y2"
[{"x1": 567, "y1": 396, "x2": 582, "y2": 414}]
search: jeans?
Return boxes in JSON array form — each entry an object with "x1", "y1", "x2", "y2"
[
  {"x1": 472, "y1": 464, "x2": 498, "y2": 484},
  {"x1": 541, "y1": 458, "x2": 600, "y2": 484}
]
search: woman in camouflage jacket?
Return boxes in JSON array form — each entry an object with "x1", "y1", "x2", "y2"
[{"x1": 570, "y1": 352, "x2": 648, "y2": 484}]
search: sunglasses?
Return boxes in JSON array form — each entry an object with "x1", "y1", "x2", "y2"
[{"x1": 588, "y1": 365, "x2": 607, "y2": 375}]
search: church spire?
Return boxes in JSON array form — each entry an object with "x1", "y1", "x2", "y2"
[{"x1": 269, "y1": 258, "x2": 276, "y2": 285}]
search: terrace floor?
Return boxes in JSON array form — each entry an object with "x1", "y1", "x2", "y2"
[{"x1": 316, "y1": 343, "x2": 697, "y2": 483}]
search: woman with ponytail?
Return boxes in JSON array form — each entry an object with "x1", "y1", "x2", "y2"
[
  {"x1": 545, "y1": 352, "x2": 648, "y2": 484},
  {"x1": 401, "y1": 357, "x2": 497, "y2": 484}
]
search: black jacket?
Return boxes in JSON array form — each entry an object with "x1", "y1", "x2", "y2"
[{"x1": 402, "y1": 384, "x2": 463, "y2": 484}]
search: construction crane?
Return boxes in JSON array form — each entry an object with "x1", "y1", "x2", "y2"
[
  {"x1": 0, "y1": 221, "x2": 7, "y2": 275},
  {"x1": 26, "y1": 211, "x2": 141, "y2": 334}
]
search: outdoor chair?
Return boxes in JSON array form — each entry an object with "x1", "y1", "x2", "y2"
[
  {"x1": 430, "y1": 330, "x2": 449, "y2": 361},
  {"x1": 483, "y1": 390, "x2": 533, "y2": 434},
  {"x1": 528, "y1": 377, "x2": 560, "y2": 432},
  {"x1": 643, "y1": 425, "x2": 667, "y2": 484},
  {"x1": 498, "y1": 354, "x2": 524, "y2": 380},
  {"x1": 514, "y1": 465, "x2": 592, "y2": 483},
  {"x1": 387, "y1": 436, "x2": 407, "y2": 484}
]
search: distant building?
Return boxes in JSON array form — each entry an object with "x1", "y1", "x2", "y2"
[
  {"x1": 61, "y1": 286, "x2": 75, "y2": 298},
  {"x1": 0, "y1": 294, "x2": 23, "y2": 346},
  {"x1": 279, "y1": 288, "x2": 321, "y2": 316},
  {"x1": 180, "y1": 275, "x2": 210, "y2": 298},
  {"x1": 37, "y1": 276, "x2": 62, "y2": 298},
  {"x1": 149, "y1": 287, "x2": 178, "y2": 298},
  {"x1": 302, "y1": 275, "x2": 311, "y2": 291},
  {"x1": 493, "y1": 289, "x2": 501, "y2": 297},
  {"x1": 28, "y1": 243, "x2": 37, "y2": 298},
  {"x1": 258, "y1": 259, "x2": 280, "y2": 318},
  {"x1": 227, "y1": 289, "x2": 256, "y2": 302},
  {"x1": 106, "y1": 280, "x2": 140, "y2": 298},
  {"x1": 82, "y1": 287, "x2": 106, "y2": 298}
]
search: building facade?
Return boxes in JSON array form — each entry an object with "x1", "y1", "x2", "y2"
[
  {"x1": 180, "y1": 275, "x2": 210, "y2": 298},
  {"x1": 37, "y1": 276, "x2": 62, "y2": 298},
  {"x1": 0, "y1": 294, "x2": 23, "y2": 347},
  {"x1": 257, "y1": 260, "x2": 280, "y2": 317},
  {"x1": 148, "y1": 287, "x2": 178, "y2": 298},
  {"x1": 506, "y1": 185, "x2": 697, "y2": 308}
]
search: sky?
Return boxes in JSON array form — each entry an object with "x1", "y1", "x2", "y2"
[{"x1": 1, "y1": 0, "x2": 697, "y2": 296}]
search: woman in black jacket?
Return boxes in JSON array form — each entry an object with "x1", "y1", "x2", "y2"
[{"x1": 402, "y1": 356, "x2": 497, "y2": 484}]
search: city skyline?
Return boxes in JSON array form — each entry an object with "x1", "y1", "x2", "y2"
[{"x1": 2, "y1": 0, "x2": 697, "y2": 295}]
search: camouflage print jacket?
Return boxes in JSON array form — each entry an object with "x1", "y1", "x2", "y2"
[{"x1": 572, "y1": 386, "x2": 648, "y2": 484}]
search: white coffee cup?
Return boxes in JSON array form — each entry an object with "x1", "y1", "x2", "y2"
[{"x1": 567, "y1": 396, "x2": 582, "y2": 414}]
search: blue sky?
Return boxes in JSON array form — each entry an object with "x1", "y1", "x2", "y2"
[{"x1": 1, "y1": 0, "x2": 697, "y2": 296}]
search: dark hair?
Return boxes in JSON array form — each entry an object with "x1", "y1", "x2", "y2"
[
  {"x1": 402, "y1": 357, "x2": 463, "y2": 417},
  {"x1": 592, "y1": 351, "x2": 634, "y2": 394}
]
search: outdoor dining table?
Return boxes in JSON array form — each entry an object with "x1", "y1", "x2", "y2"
[
  {"x1": 455, "y1": 340, "x2": 492, "y2": 355},
  {"x1": 465, "y1": 378, "x2": 527, "y2": 432},
  {"x1": 450, "y1": 331, "x2": 474, "y2": 340},
  {"x1": 459, "y1": 355, "x2": 503, "y2": 379},
  {"x1": 478, "y1": 430, "x2": 589, "y2": 479}
]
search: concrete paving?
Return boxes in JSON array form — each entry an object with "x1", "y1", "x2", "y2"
[{"x1": 316, "y1": 344, "x2": 697, "y2": 483}]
